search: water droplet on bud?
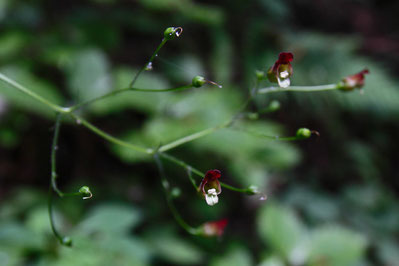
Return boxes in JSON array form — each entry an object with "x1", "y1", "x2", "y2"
[
  {"x1": 259, "y1": 194, "x2": 268, "y2": 201},
  {"x1": 145, "y1": 62, "x2": 153, "y2": 71}
]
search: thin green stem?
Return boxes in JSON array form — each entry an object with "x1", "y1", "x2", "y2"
[
  {"x1": 69, "y1": 84, "x2": 193, "y2": 112},
  {"x1": 51, "y1": 113, "x2": 64, "y2": 197},
  {"x1": 158, "y1": 122, "x2": 230, "y2": 152},
  {"x1": 232, "y1": 127, "x2": 301, "y2": 141},
  {"x1": 0, "y1": 72, "x2": 70, "y2": 113},
  {"x1": 68, "y1": 113, "x2": 152, "y2": 154},
  {"x1": 130, "y1": 38, "x2": 168, "y2": 88},
  {"x1": 159, "y1": 152, "x2": 255, "y2": 194},
  {"x1": 48, "y1": 188, "x2": 64, "y2": 244},
  {"x1": 257, "y1": 84, "x2": 338, "y2": 94},
  {"x1": 154, "y1": 154, "x2": 199, "y2": 235},
  {"x1": 186, "y1": 167, "x2": 198, "y2": 189}
]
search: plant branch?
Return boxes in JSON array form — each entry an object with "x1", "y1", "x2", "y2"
[
  {"x1": 159, "y1": 152, "x2": 255, "y2": 194},
  {"x1": 69, "y1": 84, "x2": 193, "y2": 112},
  {"x1": 0, "y1": 72, "x2": 70, "y2": 113},
  {"x1": 130, "y1": 38, "x2": 168, "y2": 88},
  {"x1": 154, "y1": 153, "x2": 199, "y2": 235},
  {"x1": 68, "y1": 112, "x2": 152, "y2": 154},
  {"x1": 51, "y1": 113, "x2": 64, "y2": 197},
  {"x1": 257, "y1": 84, "x2": 338, "y2": 94}
]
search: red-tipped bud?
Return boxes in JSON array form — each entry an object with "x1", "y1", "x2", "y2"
[
  {"x1": 200, "y1": 219, "x2": 228, "y2": 237},
  {"x1": 338, "y1": 69, "x2": 369, "y2": 91}
]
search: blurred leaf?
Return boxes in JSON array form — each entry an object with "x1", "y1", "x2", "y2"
[
  {"x1": 258, "y1": 202, "x2": 307, "y2": 260},
  {"x1": 145, "y1": 228, "x2": 203, "y2": 265},
  {"x1": 0, "y1": 31, "x2": 29, "y2": 60},
  {"x1": 65, "y1": 49, "x2": 111, "y2": 102},
  {"x1": 376, "y1": 239, "x2": 399, "y2": 266},
  {"x1": 211, "y1": 245, "x2": 253, "y2": 266},
  {"x1": 259, "y1": 256, "x2": 285, "y2": 266},
  {"x1": 308, "y1": 225, "x2": 367, "y2": 266},
  {"x1": 76, "y1": 204, "x2": 141, "y2": 235}
]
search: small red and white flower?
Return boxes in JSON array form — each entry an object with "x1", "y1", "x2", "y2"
[
  {"x1": 267, "y1": 52, "x2": 294, "y2": 88},
  {"x1": 198, "y1": 169, "x2": 222, "y2": 206},
  {"x1": 339, "y1": 69, "x2": 369, "y2": 91}
]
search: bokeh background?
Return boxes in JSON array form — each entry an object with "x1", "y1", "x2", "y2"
[{"x1": 1, "y1": 0, "x2": 399, "y2": 265}]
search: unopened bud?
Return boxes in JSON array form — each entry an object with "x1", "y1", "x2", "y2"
[
  {"x1": 256, "y1": 70, "x2": 266, "y2": 80},
  {"x1": 79, "y1": 186, "x2": 92, "y2": 200},
  {"x1": 192, "y1": 76, "x2": 206, "y2": 88},
  {"x1": 296, "y1": 128, "x2": 312, "y2": 139},
  {"x1": 171, "y1": 187, "x2": 181, "y2": 198},
  {"x1": 247, "y1": 113, "x2": 259, "y2": 120},
  {"x1": 163, "y1": 27, "x2": 183, "y2": 41},
  {"x1": 61, "y1": 236, "x2": 72, "y2": 247},
  {"x1": 247, "y1": 185, "x2": 260, "y2": 195},
  {"x1": 268, "y1": 100, "x2": 280, "y2": 111}
]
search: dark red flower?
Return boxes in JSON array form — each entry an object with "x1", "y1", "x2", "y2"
[
  {"x1": 200, "y1": 219, "x2": 228, "y2": 237},
  {"x1": 339, "y1": 69, "x2": 369, "y2": 91},
  {"x1": 267, "y1": 52, "x2": 294, "y2": 88},
  {"x1": 198, "y1": 169, "x2": 222, "y2": 206}
]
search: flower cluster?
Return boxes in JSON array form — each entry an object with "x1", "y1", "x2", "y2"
[
  {"x1": 267, "y1": 52, "x2": 294, "y2": 88},
  {"x1": 198, "y1": 169, "x2": 222, "y2": 206}
]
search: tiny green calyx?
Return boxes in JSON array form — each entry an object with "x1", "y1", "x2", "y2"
[
  {"x1": 296, "y1": 128, "x2": 312, "y2": 139},
  {"x1": 192, "y1": 76, "x2": 206, "y2": 88},
  {"x1": 61, "y1": 236, "x2": 72, "y2": 247},
  {"x1": 247, "y1": 185, "x2": 260, "y2": 195},
  {"x1": 163, "y1": 27, "x2": 183, "y2": 40},
  {"x1": 79, "y1": 186, "x2": 93, "y2": 200}
]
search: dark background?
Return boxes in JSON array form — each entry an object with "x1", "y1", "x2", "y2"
[{"x1": 1, "y1": 0, "x2": 399, "y2": 265}]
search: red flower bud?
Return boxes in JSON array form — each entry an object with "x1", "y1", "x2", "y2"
[
  {"x1": 198, "y1": 169, "x2": 222, "y2": 206},
  {"x1": 200, "y1": 219, "x2": 228, "y2": 237},
  {"x1": 267, "y1": 52, "x2": 294, "y2": 88},
  {"x1": 339, "y1": 69, "x2": 369, "y2": 91}
]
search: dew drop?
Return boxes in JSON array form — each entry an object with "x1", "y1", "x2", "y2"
[
  {"x1": 145, "y1": 62, "x2": 153, "y2": 71},
  {"x1": 259, "y1": 194, "x2": 268, "y2": 201},
  {"x1": 76, "y1": 119, "x2": 81, "y2": 125}
]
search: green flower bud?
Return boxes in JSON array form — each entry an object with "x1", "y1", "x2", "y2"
[
  {"x1": 296, "y1": 128, "x2": 311, "y2": 139},
  {"x1": 192, "y1": 76, "x2": 206, "y2": 88},
  {"x1": 247, "y1": 113, "x2": 259, "y2": 120},
  {"x1": 61, "y1": 236, "x2": 72, "y2": 247},
  {"x1": 79, "y1": 186, "x2": 92, "y2": 200},
  {"x1": 268, "y1": 100, "x2": 280, "y2": 111},
  {"x1": 256, "y1": 70, "x2": 266, "y2": 80},
  {"x1": 163, "y1": 27, "x2": 183, "y2": 41},
  {"x1": 247, "y1": 185, "x2": 260, "y2": 195},
  {"x1": 171, "y1": 187, "x2": 181, "y2": 198}
]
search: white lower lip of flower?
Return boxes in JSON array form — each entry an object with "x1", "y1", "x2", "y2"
[
  {"x1": 277, "y1": 77, "x2": 290, "y2": 88},
  {"x1": 280, "y1": 70, "x2": 289, "y2": 79},
  {"x1": 205, "y1": 188, "x2": 219, "y2": 206}
]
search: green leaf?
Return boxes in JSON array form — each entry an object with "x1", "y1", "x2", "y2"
[
  {"x1": 308, "y1": 225, "x2": 367, "y2": 266},
  {"x1": 145, "y1": 228, "x2": 203, "y2": 265},
  {"x1": 76, "y1": 204, "x2": 142, "y2": 235},
  {"x1": 257, "y1": 202, "x2": 307, "y2": 260},
  {"x1": 211, "y1": 245, "x2": 253, "y2": 266},
  {"x1": 65, "y1": 48, "x2": 111, "y2": 103}
]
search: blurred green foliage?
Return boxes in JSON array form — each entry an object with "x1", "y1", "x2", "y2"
[{"x1": 1, "y1": 0, "x2": 399, "y2": 265}]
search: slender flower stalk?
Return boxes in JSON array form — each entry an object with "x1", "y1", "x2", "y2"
[
  {"x1": 69, "y1": 85, "x2": 193, "y2": 112},
  {"x1": 257, "y1": 84, "x2": 338, "y2": 94},
  {"x1": 129, "y1": 27, "x2": 183, "y2": 88},
  {"x1": 153, "y1": 153, "x2": 199, "y2": 235}
]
